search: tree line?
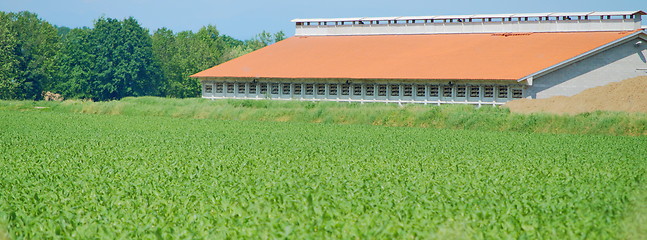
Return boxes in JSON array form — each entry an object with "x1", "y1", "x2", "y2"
[{"x1": 0, "y1": 11, "x2": 285, "y2": 101}]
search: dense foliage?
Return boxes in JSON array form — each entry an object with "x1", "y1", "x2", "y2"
[
  {"x1": 0, "y1": 11, "x2": 285, "y2": 101},
  {"x1": 55, "y1": 17, "x2": 161, "y2": 100},
  {"x1": 0, "y1": 11, "x2": 59, "y2": 100},
  {"x1": 1, "y1": 110, "x2": 645, "y2": 238}
]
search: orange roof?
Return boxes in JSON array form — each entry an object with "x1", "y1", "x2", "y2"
[{"x1": 191, "y1": 31, "x2": 635, "y2": 81}]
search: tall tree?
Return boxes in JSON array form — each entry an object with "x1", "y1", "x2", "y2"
[
  {"x1": 112, "y1": 17, "x2": 161, "y2": 98},
  {"x1": 220, "y1": 34, "x2": 252, "y2": 62},
  {"x1": 248, "y1": 30, "x2": 286, "y2": 49},
  {"x1": 152, "y1": 25, "x2": 226, "y2": 98},
  {"x1": 151, "y1": 27, "x2": 176, "y2": 96},
  {"x1": 1, "y1": 11, "x2": 59, "y2": 100},
  {"x1": 273, "y1": 31, "x2": 286, "y2": 43},
  {"x1": 54, "y1": 27, "x2": 95, "y2": 99},
  {"x1": 3, "y1": 10, "x2": 288, "y2": 101},
  {"x1": 57, "y1": 17, "x2": 161, "y2": 100},
  {"x1": 0, "y1": 12, "x2": 20, "y2": 99}
]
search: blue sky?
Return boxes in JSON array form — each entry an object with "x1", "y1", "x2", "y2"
[{"x1": 1, "y1": 0, "x2": 645, "y2": 40}]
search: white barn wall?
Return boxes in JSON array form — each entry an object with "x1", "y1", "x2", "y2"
[
  {"x1": 201, "y1": 80, "x2": 526, "y2": 105},
  {"x1": 530, "y1": 36, "x2": 647, "y2": 98}
]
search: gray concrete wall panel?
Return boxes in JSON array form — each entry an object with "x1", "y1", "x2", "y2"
[{"x1": 530, "y1": 37, "x2": 647, "y2": 98}]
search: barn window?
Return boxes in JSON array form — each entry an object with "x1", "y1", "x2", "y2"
[
  {"x1": 305, "y1": 84, "x2": 314, "y2": 95},
  {"x1": 317, "y1": 84, "x2": 326, "y2": 95},
  {"x1": 329, "y1": 84, "x2": 338, "y2": 95},
  {"x1": 260, "y1": 83, "x2": 268, "y2": 94},
  {"x1": 416, "y1": 85, "x2": 425, "y2": 97},
  {"x1": 271, "y1": 83, "x2": 279, "y2": 94},
  {"x1": 227, "y1": 83, "x2": 234, "y2": 93},
  {"x1": 456, "y1": 85, "x2": 466, "y2": 97},
  {"x1": 238, "y1": 83, "x2": 245, "y2": 94},
  {"x1": 249, "y1": 84, "x2": 257, "y2": 94},
  {"x1": 469, "y1": 85, "x2": 480, "y2": 98},
  {"x1": 282, "y1": 83, "x2": 291, "y2": 95},
  {"x1": 498, "y1": 86, "x2": 508, "y2": 98},
  {"x1": 294, "y1": 84, "x2": 302, "y2": 95},
  {"x1": 341, "y1": 84, "x2": 350, "y2": 95},
  {"x1": 353, "y1": 84, "x2": 362, "y2": 96},
  {"x1": 205, "y1": 84, "x2": 213, "y2": 93},
  {"x1": 429, "y1": 85, "x2": 439, "y2": 97},
  {"x1": 366, "y1": 85, "x2": 375, "y2": 96},
  {"x1": 378, "y1": 85, "x2": 387, "y2": 96},
  {"x1": 216, "y1": 83, "x2": 223, "y2": 93},
  {"x1": 512, "y1": 88, "x2": 523, "y2": 98},
  {"x1": 403, "y1": 85, "x2": 412, "y2": 96},
  {"x1": 390, "y1": 85, "x2": 400, "y2": 96},
  {"x1": 484, "y1": 85, "x2": 494, "y2": 98},
  {"x1": 442, "y1": 86, "x2": 452, "y2": 97}
]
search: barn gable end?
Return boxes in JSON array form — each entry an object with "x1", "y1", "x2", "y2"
[{"x1": 525, "y1": 33, "x2": 647, "y2": 98}]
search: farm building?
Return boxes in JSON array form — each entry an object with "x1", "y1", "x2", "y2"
[{"x1": 191, "y1": 11, "x2": 647, "y2": 105}]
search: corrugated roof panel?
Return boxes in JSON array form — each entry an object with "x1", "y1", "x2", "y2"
[
  {"x1": 292, "y1": 11, "x2": 646, "y2": 23},
  {"x1": 509, "y1": 13, "x2": 553, "y2": 17},
  {"x1": 395, "y1": 16, "x2": 437, "y2": 21},
  {"x1": 292, "y1": 17, "x2": 363, "y2": 22},
  {"x1": 548, "y1": 12, "x2": 593, "y2": 17},
  {"x1": 431, "y1": 15, "x2": 475, "y2": 19},
  {"x1": 466, "y1": 14, "x2": 514, "y2": 19},
  {"x1": 192, "y1": 31, "x2": 635, "y2": 81},
  {"x1": 588, "y1": 11, "x2": 646, "y2": 16},
  {"x1": 361, "y1": 17, "x2": 401, "y2": 21}
]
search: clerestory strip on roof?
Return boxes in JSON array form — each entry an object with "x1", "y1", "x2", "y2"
[{"x1": 291, "y1": 11, "x2": 646, "y2": 24}]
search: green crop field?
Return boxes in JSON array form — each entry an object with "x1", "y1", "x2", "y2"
[{"x1": 1, "y1": 110, "x2": 646, "y2": 239}]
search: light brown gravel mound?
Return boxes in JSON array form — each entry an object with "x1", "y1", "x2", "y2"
[{"x1": 505, "y1": 76, "x2": 647, "y2": 115}]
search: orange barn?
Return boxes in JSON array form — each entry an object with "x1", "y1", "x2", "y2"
[{"x1": 192, "y1": 11, "x2": 647, "y2": 105}]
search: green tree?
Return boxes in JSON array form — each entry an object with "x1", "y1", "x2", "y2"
[
  {"x1": 152, "y1": 25, "x2": 225, "y2": 98},
  {"x1": 245, "y1": 30, "x2": 272, "y2": 50},
  {"x1": 56, "y1": 26, "x2": 71, "y2": 38},
  {"x1": 273, "y1": 30, "x2": 286, "y2": 42},
  {"x1": 112, "y1": 17, "x2": 162, "y2": 98},
  {"x1": 151, "y1": 27, "x2": 176, "y2": 96},
  {"x1": 244, "y1": 30, "x2": 287, "y2": 51},
  {"x1": 57, "y1": 17, "x2": 161, "y2": 101},
  {"x1": 220, "y1": 34, "x2": 253, "y2": 62},
  {"x1": 1, "y1": 11, "x2": 59, "y2": 100},
  {"x1": 54, "y1": 27, "x2": 95, "y2": 99},
  {"x1": 0, "y1": 12, "x2": 20, "y2": 99}
]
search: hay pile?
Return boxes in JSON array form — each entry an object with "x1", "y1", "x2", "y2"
[{"x1": 505, "y1": 76, "x2": 647, "y2": 114}]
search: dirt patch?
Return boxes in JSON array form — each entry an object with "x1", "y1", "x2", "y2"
[{"x1": 505, "y1": 76, "x2": 647, "y2": 115}]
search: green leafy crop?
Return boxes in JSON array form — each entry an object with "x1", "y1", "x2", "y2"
[{"x1": 0, "y1": 110, "x2": 645, "y2": 239}]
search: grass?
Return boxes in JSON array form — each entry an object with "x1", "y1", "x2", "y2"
[{"x1": 1, "y1": 96, "x2": 646, "y2": 136}]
